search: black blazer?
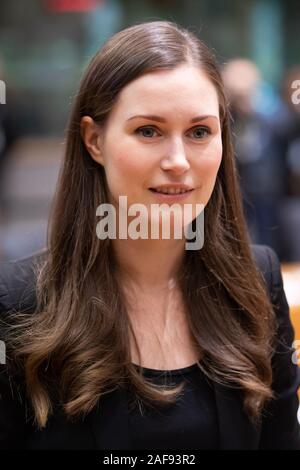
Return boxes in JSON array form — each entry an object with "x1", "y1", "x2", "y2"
[{"x1": 0, "y1": 245, "x2": 299, "y2": 450}]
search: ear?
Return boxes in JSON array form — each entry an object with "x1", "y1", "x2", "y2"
[{"x1": 80, "y1": 116, "x2": 104, "y2": 165}]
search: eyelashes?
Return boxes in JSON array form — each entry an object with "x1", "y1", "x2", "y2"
[
  {"x1": 135, "y1": 126, "x2": 159, "y2": 138},
  {"x1": 135, "y1": 125, "x2": 212, "y2": 140},
  {"x1": 190, "y1": 126, "x2": 212, "y2": 139}
]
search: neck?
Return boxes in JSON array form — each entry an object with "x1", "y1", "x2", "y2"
[{"x1": 112, "y1": 237, "x2": 186, "y2": 291}]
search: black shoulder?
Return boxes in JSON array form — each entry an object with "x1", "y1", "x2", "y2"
[
  {"x1": 250, "y1": 251, "x2": 300, "y2": 448},
  {"x1": 0, "y1": 249, "x2": 47, "y2": 316},
  {"x1": 250, "y1": 243, "x2": 293, "y2": 346},
  {"x1": 0, "y1": 251, "x2": 48, "y2": 448},
  {"x1": 250, "y1": 244, "x2": 282, "y2": 300}
]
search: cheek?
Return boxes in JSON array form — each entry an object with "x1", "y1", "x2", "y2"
[
  {"x1": 104, "y1": 146, "x2": 148, "y2": 199},
  {"x1": 108, "y1": 138, "x2": 148, "y2": 175},
  {"x1": 196, "y1": 140, "x2": 223, "y2": 178},
  {"x1": 195, "y1": 140, "x2": 222, "y2": 207}
]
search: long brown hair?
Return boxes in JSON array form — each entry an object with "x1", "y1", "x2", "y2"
[{"x1": 6, "y1": 21, "x2": 276, "y2": 429}]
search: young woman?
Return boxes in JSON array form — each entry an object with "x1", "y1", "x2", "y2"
[{"x1": 0, "y1": 20, "x2": 299, "y2": 450}]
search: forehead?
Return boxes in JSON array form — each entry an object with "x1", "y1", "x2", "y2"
[{"x1": 110, "y1": 65, "x2": 220, "y2": 119}]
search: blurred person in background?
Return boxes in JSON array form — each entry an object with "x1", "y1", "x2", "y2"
[
  {"x1": 0, "y1": 57, "x2": 17, "y2": 197},
  {"x1": 222, "y1": 59, "x2": 287, "y2": 259},
  {"x1": 271, "y1": 66, "x2": 300, "y2": 261},
  {"x1": 0, "y1": 56, "x2": 19, "y2": 260}
]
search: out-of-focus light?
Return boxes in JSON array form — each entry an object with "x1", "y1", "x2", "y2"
[{"x1": 45, "y1": 0, "x2": 104, "y2": 12}]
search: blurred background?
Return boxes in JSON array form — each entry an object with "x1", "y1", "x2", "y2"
[{"x1": 0, "y1": 0, "x2": 299, "y2": 291}]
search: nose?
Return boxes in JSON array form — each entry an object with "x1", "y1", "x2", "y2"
[{"x1": 160, "y1": 137, "x2": 190, "y2": 174}]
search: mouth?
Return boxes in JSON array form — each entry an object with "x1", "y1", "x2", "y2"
[
  {"x1": 148, "y1": 187, "x2": 194, "y2": 201},
  {"x1": 149, "y1": 188, "x2": 194, "y2": 195}
]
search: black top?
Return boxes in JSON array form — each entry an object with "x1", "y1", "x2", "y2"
[{"x1": 129, "y1": 362, "x2": 219, "y2": 449}]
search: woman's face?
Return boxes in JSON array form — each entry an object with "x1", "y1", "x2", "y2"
[{"x1": 82, "y1": 64, "x2": 223, "y2": 231}]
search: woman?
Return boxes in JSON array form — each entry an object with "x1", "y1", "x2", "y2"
[{"x1": 0, "y1": 20, "x2": 299, "y2": 450}]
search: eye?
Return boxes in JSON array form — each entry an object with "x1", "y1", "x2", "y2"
[
  {"x1": 189, "y1": 126, "x2": 211, "y2": 139},
  {"x1": 135, "y1": 126, "x2": 160, "y2": 138}
]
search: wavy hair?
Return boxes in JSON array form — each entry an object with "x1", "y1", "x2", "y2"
[{"x1": 6, "y1": 21, "x2": 276, "y2": 429}]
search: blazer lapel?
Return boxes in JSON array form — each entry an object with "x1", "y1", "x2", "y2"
[
  {"x1": 87, "y1": 386, "x2": 131, "y2": 450},
  {"x1": 213, "y1": 382, "x2": 261, "y2": 449}
]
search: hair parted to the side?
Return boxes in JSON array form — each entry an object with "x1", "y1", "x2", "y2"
[{"x1": 6, "y1": 20, "x2": 276, "y2": 429}]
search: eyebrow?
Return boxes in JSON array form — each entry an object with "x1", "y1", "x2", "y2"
[{"x1": 126, "y1": 114, "x2": 218, "y2": 123}]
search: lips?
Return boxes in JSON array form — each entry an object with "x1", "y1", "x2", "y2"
[
  {"x1": 148, "y1": 188, "x2": 194, "y2": 202},
  {"x1": 150, "y1": 188, "x2": 193, "y2": 195}
]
